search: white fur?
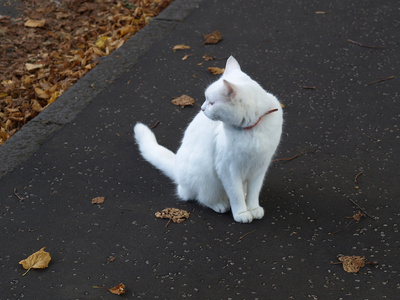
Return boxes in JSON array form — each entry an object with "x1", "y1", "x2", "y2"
[{"x1": 134, "y1": 56, "x2": 283, "y2": 223}]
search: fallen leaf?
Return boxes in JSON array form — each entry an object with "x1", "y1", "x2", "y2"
[
  {"x1": 182, "y1": 54, "x2": 193, "y2": 61},
  {"x1": 34, "y1": 87, "x2": 50, "y2": 99},
  {"x1": 109, "y1": 283, "x2": 126, "y2": 295},
  {"x1": 203, "y1": 30, "x2": 222, "y2": 44},
  {"x1": 338, "y1": 255, "x2": 366, "y2": 273},
  {"x1": 172, "y1": 44, "x2": 191, "y2": 51},
  {"x1": 19, "y1": 247, "x2": 51, "y2": 276},
  {"x1": 202, "y1": 54, "x2": 214, "y2": 61},
  {"x1": 25, "y1": 63, "x2": 44, "y2": 71},
  {"x1": 24, "y1": 19, "x2": 46, "y2": 28},
  {"x1": 93, "y1": 283, "x2": 126, "y2": 295},
  {"x1": 92, "y1": 196, "x2": 105, "y2": 204},
  {"x1": 280, "y1": 103, "x2": 285, "y2": 108},
  {"x1": 107, "y1": 256, "x2": 116, "y2": 264},
  {"x1": 119, "y1": 25, "x2": 135, "y2": 37},
  {"x1": 207, "y1": 67, "x2": 225, "y2": 75},
  {"x1": 31, "y1": 100, "x2": 43, "y2": 112},
  {"x1": 171, "y1": 95, "x2": 195, "y2": 108},
  {"x1": 95, "y1": 36, "x2": 109, "y2": 49},
  {"x1": 155, "y1": 207, "x2": 190, "y2": 224},
  {"x1": 346, "y1": 210, "x2": 366, "y2": 222},
  {"x1": 47, "y1": 91, "x2": 58, "y2": 106}
]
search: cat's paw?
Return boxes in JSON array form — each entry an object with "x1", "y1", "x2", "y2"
[
  {"x1": 249, "y1": 206, "x2": 264, "y2": 219},
  {"x1": 233, "y1": 211, "x2": 254, "y2": 223},
  {"x1": 210, "y1": 201, "x2": 230, "y2": 213}
]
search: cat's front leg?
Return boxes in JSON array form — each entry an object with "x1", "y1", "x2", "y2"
[
  {"x1": 246, "y1": 167, "x2": 268, "y2": 219},
  {"x1": 220, "y1": 174, "x2": 253, "y2": 223}
]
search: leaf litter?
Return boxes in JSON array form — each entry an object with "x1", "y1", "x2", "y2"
[
  {"x1": 0, "y1": 0, "x2": 172, "y2": 146},
  {"x1": 155, "y1": 207, "x2": 190, "y2": 224},
  {"x1": 332, "y1": 255, "x2": 377, "y2": 273}
]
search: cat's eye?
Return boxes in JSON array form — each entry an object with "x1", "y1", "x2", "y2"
[{"x1": 209, "y1": 101, "x2": 214, "y2": 106}]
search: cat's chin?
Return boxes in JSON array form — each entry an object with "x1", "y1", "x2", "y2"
[{"x1": 202, "y1": 112, "x2": 216, "y2": 121}]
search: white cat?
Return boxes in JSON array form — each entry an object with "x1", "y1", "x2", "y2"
[{"x1": 134, "y1": 56, "x2": 283, "y2": 223}]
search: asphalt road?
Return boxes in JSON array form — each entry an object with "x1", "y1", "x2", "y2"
[{"x1": 1, "y1": 0, "x2": 399, "y2": 299}]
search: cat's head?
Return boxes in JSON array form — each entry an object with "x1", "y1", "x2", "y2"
[{"x1": 201, "y1": 56, "x2": 253, "y2": 126}]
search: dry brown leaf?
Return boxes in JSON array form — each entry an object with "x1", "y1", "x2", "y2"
[
  {"x1": 109, "y1": 283, "x2": 126, "y2": 295},
  {"x1": 34, "y1": 87, "x2": 50, "y2": 99},
  {"x1": 24, "y1": 19, "x2": 46, "y2": 28},
  {"x1": 172, "y1": 44, "x2": 191, "y2": 51},
  {"x1": 202, "y1": 54, "x2": 214, "y2": 61},
  {"x1": 171, "y1": 95, "x2": 195, "y2": 108},
  {"x1": 19, "y1": 247, "x2": 51, "y2": 276},
  {"x1": 155, "y1": 207, "x2": 190, "y2": 224},
  {"x1": 182, "y1": 54, "x2": 193, "y2": 61},
  {"x1": 92, "y1": 196, "x2": 105, "y2": 204},
  {"x1": 346, "y1": 210, "x2": 366, "y2": 222},
  {"x1": 338, "y1": 255, "x2": 366, "y2": 273},
  {"x1": 31, "y1": 100, "x2": 43, "y2": 112},
  {"x1": 25, "y1": 63, "x2": 44, "y2": 71},
  {"x1": 203, "y1": 30, "x2": 222, "y2": 44},
  {"x1": 207, "y1": 67, "x2": 225, "y2": 75}
]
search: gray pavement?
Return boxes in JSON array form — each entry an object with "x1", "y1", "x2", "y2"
[{"x1": 1, "y1": 0, "x2": 399, "y2": 299}]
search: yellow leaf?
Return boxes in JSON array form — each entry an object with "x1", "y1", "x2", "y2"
[
  {"x1": 0, "y1": 92, "x2": 8, "y2": 99},
  {"x1": 19, "y1": 247, "x2": 51, "y2": 276},
  {"x1": 95, "y1": 36, "x2": 109, "y2": 49},
  {"x1": 120, "y1": 25, "x2": 135, "y2": 37},
  {"x1": 24, "y1": 19, "x2": 46, "y2": 28},
  {"x1": 280, "y1": 103, "x2": 285, "y2": 108},
  {"x1": 172, "y1": 44, "x2": 191, "y2": 51},
  {"x1": 47, "y1": 91, "x2": 58, "y2": 105}
]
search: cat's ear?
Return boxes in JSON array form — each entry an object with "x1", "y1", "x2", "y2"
[
  {"x1": 223, "y1": 79, "x2": 237, "y2": 97},
  {"x1": 224, "y1": 56, "x2": 241, "y2": 75}
]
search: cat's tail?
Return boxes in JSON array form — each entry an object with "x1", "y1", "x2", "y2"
[{"x1": 134, "y1": 123, "x2": 176, "y2": 181}]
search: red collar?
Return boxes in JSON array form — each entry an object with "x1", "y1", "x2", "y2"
[{"x1": 243, "y1": 108, "x2": 278, "y2": 130}]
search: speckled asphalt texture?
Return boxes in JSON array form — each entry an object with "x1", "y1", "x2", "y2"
[{"x1": 1, "y1": 0, "x2": 399, "y2": 299}]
